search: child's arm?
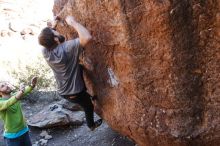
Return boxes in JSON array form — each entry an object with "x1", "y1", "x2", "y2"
[
  {"x1": 19, "y1": 76, "x2": 38, "y2": 97},
  {"x1": 0, "y1": 93, "x2": 21, "y2": 111},
  {"x1": 0, "y1": 77, "x2": 37, "y2": 111},
  {"x1": 21, "y1": 86, "x2": 33, "y2": 97}
]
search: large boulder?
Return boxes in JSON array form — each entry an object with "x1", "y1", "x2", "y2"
[
  {"x1": 52, "y1": 0, "x2": 220, "y2": 146},
  {"x1": 28, "y1": 103, "x2": 84, "y2": 128}
]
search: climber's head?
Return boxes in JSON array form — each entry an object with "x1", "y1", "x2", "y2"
[{"x1": 38, "y1": 27, "x2": 65, "y2": 49}]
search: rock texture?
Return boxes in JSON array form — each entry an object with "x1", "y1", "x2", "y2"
[
  {"x1": 53, "y1": 0, "x2": 220, "y2": 146},
  {"x1": 28, "y1": 103, "x2": 84, "y2": 128}
]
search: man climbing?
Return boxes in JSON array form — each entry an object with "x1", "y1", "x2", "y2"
[{"x1": 38, "y1": 15, "x2": 102, "y2": 131}]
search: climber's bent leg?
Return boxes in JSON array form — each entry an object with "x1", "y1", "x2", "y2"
[{"x1": 62, "y1": 91, "x2": 95, "y2": 128}]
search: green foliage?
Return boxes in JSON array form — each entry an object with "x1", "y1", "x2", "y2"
[{"x1": 8, "y1": 57, "x2": 56, "y2": 90}]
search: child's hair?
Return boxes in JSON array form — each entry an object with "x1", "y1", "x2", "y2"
[
  {"x1": 0, "y1": 81, "x2": 7, "y2": 97},
  {"x1": 0, "y1": 81, "x2": 3, "y2": 97},
  {"x1": 0, "y1": 82, "x2": 2, "y2": 97}
]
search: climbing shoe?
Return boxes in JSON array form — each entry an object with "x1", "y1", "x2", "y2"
[{"x1": 90, "y1": 119, "x2": 102, "y2": 131}]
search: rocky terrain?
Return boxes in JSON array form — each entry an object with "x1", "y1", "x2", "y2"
[{"x1": 0, "y1": 92, "x2": 135, "y2": 146}]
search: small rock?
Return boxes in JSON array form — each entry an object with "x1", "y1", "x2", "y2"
[
  {"x1": 22, "y1": 35, "x2": 26, "y2": 40},
  {"x1": 1, "y1": 30, "x2": 9, "y2": 37},
  {"x1": 20, "y1": 28, "x2": 33, "y2": 35},
  {"x1": 40, "y1": 130, "x2": 48, "y2": 137},
  {"x1": 44, "y1": 135, "x2": 53, "y2": 140},
  {"x1": 39, "y1": 139, "x2": 48, "y2": 146},
  {"x1": 32, "y1": 142, "x2": 38, "y2": 146},
  {"x1": 40, "y1": 130, "x2": 53, "y2": 140}
]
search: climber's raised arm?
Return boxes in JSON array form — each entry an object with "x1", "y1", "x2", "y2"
[{"x1": 65, "y1": 16, "x2": 92, "y2": 47}]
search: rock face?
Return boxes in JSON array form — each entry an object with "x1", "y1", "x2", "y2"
[{"x1": 53, "y1": 0, "x2": 220, "y2": 146}]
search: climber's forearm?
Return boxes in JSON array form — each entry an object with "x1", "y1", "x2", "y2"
[
  {"x1": 70, "y1": 22, "x2": 92, "y2": 47},
  {"x1": 65, "y1": 16, "x2": 92, "y2": 47}
]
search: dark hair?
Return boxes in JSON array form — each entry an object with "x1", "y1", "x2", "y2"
[{"x1": 38, "y1": 27, "x2": 57, "y2": 49}]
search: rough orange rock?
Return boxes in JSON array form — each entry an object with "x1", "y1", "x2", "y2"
[{"x1": 53, "y1": 0, "x2": 220, "y2": 146}]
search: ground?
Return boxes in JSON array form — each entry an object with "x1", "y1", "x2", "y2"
[{"x1": 0, "y1": 91, "x2": 136, "y2": 146}]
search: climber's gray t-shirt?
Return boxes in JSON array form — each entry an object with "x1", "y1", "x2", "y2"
[{"x1": 42, "y1": 38, "x2": 85, "y2": 95}]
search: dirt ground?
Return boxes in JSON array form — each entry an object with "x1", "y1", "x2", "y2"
[
  {"x1": 0, "y1": 91, "x2": 136, "y2": 146},
  {"x1": 29, "y1": 121, "x2": 135, "y2": 146}
]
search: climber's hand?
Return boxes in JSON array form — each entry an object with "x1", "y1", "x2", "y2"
[
  {"x1": 47, "y1": 15, "x2": 63, "y2": 29},
  {"x1": 65, "y1": 16, "x2": 77, "y2": 26},
  {"x1": 47, "y1": 20, "x2": 53, "y2": 28},
  {"x1": 47, "y1": 19, "x2": 58, "y2": 29}
]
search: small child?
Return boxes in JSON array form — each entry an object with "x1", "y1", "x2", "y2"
[{"x1": 0, "y1": 77, "x2": 37, "y2": 146}]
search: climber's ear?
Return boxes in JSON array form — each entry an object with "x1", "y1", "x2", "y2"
[{"x1": 54, "y1": 37, "x2": 60, "y2": 44}]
